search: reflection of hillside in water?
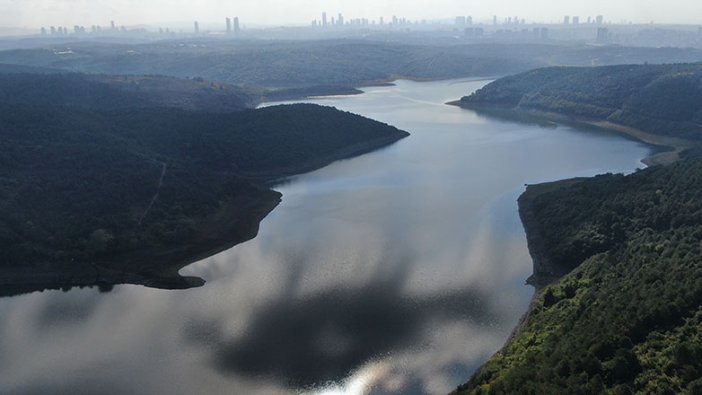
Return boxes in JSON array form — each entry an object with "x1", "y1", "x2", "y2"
[{"x1": 0, "y1": 79, "x2": 653, "y2": 395}]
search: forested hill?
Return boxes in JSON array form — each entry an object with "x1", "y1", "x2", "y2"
[
  {"x1": 459, "y1": 63, "x2": 702, "y2": 140},
  {"x1": 1, "y1": 41, "x2": 702, "y2": 89},
  {"x1": 0, "y1": 72, "x2": 262, "y2": 112},
  {"x1": 456, "y1": 149, "x2": 702, "y2": 394},
  {"x1": 0, "y1": 74, "x2": 408, "y2": 296}
]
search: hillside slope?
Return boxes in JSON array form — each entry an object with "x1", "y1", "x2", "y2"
[
  {"x1": 456, "y1": 150, "x2": 702, "y2": 394},
  {"x1": 459, "y1": 63, "x2": 702, "y2": 141},
  {"x1": 2, "y1": 41, "x2": 702, "y2": 90},
  {"x1": 0, "y1": 72, "x2": 262, "y2": 111},
  {"x1": 0, "y1": 73, "x2": 409, "y2": 295}
]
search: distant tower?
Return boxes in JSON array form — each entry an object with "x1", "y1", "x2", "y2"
[
  {"x1": 573, "y1": 16, "x2": 580, "y2": 25},
  {"x1": 493, "y1": 15, "x2": 497, "y2": 25},
  {"x1": 540, "y1": 27, "x2": 549, "y2": 40},
  {"x1": 50, "y1": 26, "x2": 56, "y2": 35},
  {"x1": 226, "y1": 17, "x2": 232, "y2": 34},
  {"x1": 233, "y1": 17, "x2": 240, "y2": 33},
  {"x1": 596, "y1": 15, "x2": 604, "y2": 25},
  {"x1": 379, "y1": 16, "x2": 384, "y2": 25},
  {"x1": 110, "y1": 20, "x2": 115, "y2": 30},
  {"x1": 40, "y1": 27, "x2": 47, "y2": 35},
  {"x1": 467, "y1": 16, "x2": 473, "y2": 25},
  {"x1": 455, "y1": 16, "x2": 466, "y2": 25},
  {"x1": 194, "y1": 21, "x2": 199, "y2": 34},
  {"x1": 563, "y1": 16, "x2": 571, "y2": 25},
  {"x1": 338, "y1": 13, "x2": 344, "y2": 26},
  {"x1": 322, "y1": 12, "x2": 327, "y2": 27},
  {"x1": 596, "y1": 27, "x2": 610, "y2": 43}
]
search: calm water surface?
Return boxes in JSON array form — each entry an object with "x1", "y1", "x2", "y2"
[{"x1": 0, "y1": 79, "x2": 652, "y2": 395}]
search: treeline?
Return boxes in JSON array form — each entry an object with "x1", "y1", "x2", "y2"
[
  {"x1": 457, "y1": 150, "x2": 702, "y2": 394},
  {"x1": 460, "y1": 63, "x2": 702, "y2": 140},
  {"x1": 0, "y1": 72, "x2": 408, "y2": 289},
  {"x1": 0, "y1": 72, "x2": 262, "y2": 112},
  {"x1": 1, "y1": 41, "x2": 701, "y2": 89}
]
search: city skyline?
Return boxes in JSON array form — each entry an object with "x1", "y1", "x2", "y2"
[{"x1": 2, "y1": 0, "x2": 701, "y2": 29}]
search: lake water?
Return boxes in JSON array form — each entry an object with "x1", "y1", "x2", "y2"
[{"x1": 0, "y1": 79, "x2": 652, "y2": 395}]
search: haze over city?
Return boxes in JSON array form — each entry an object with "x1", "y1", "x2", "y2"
[
  {"x1": 1, "y1": 0, "x2": 702, "y2": 393},
  {"x1": 3, "y1": 0, "x2": 701, "y2": 29}
]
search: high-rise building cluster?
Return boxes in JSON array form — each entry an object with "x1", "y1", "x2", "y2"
[
  {"x1": 312, "y1": 12, "x2": 422, "y2": 28},
  {"x1": 41, "y1": 19, "x2": 132, "y2": 36},
  {"x1": 563, "y1": 15, "x2": 606, "y2": 25}
]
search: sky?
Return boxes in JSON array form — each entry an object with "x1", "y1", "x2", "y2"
[{"x1": 1, "y1": 0, "x2": 701, "y2": 29}]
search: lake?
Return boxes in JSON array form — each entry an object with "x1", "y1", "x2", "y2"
[{"x1": 0, "y1": 79, "x2": 652, "y2": 395}]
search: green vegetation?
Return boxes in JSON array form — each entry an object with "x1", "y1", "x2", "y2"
[
  {"x1": 1, "y1": 41, "x2": 701, "y2": 90},
  {"x1": 460, "y1": 63, "x2": 702, "y2": 140},
  {"x1": 0, "y1": 72, "x2": 262, "y2": 111},
  {"x1": 0, "y1": 72, "x2": 408, "y2": 295},
  {"x1": 457, "y1": 149, "x2": 702, "y2": 394}
]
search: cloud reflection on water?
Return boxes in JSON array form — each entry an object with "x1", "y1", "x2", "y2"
[{"x1": 0, "y1": 78, "x2": 653, "y2": 395}]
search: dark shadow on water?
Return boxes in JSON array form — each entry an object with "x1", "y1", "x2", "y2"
[{"x1": 184, "y1": 274, "x2": 498, "y2": 391}]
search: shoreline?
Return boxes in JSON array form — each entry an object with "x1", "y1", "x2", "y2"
[
  {"x1": 0, "y1": 191, "x2": 281, "y2": 298},
  {"x1": 261, "y1": 76, "x2": 499, "y2": 105},
  {"x1": 448, "y1": 101, "x2": 695, "y2": 166},
  {"x1": 447, "y1": 100, "x2": 698, "y2": 392},
  {"x1": 242, "y1": 133, "x2": 410, "y2": 184},
  {"x1": 0, "y1": 131, "x2": 409, "y2": 298}
]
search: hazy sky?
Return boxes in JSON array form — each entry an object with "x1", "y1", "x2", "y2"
[{"x1": 2, "y1": 0, "x2": 701, "y2": 29}]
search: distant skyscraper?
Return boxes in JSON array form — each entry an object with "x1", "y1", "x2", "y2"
[
  {"x1": 467, "y1": 16, "x2": 473, "y2": 25},
  {"x1": 233, "y1": 17, "x2": 240, "y2": 33},
  {"x1": 50, "y1": 26, "x2": 56, "y2": 35},
  {"x1": 455, "y1": 16, "x2": 466, "y2": 25},
  {"x1": 226, "y1": 17, "x2": 232, "y2": 33},
  {"x1": 379, "y1": 17, "x2": 384, "y2": 25},
  {"x1": 40, "y1": 27, "x2": 46, "y2": 35},
  {"x1": 573, "y1": 16, "x2": 580, "y2": 25},
  {"x1": 563, "y1": 16, "x2": 571, "y2": 25},
  {"x1": 596, "y1": 27, "x2": 610, "y2": 43},
  {"x1": 540, "y1": 27, "x2": 549, "y2": 40},
  {"x1": 110, "y1": 20, "x2": 115, "y2": 30},
  {"x1": 338, "y1": 13, "x2": 344, "y2": 26},
  {"x1": 464, "y1": 27, "x2": 483, "y2": 38},
  {"x1": 596, "y1": 15, "x2": 604, "y2": 25},
  {"x1": 587, "y1": 16, "x2": 592, "y2": 24},
  {"x1": 493, "y1": 15, "x2": 497, "y2": 25},
  {"x1": 322, "y1": 12, "x2": 327, "y2": 27},
  {"x1": 194, "y1": 21, "x2": 199, "y2": 34}
]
